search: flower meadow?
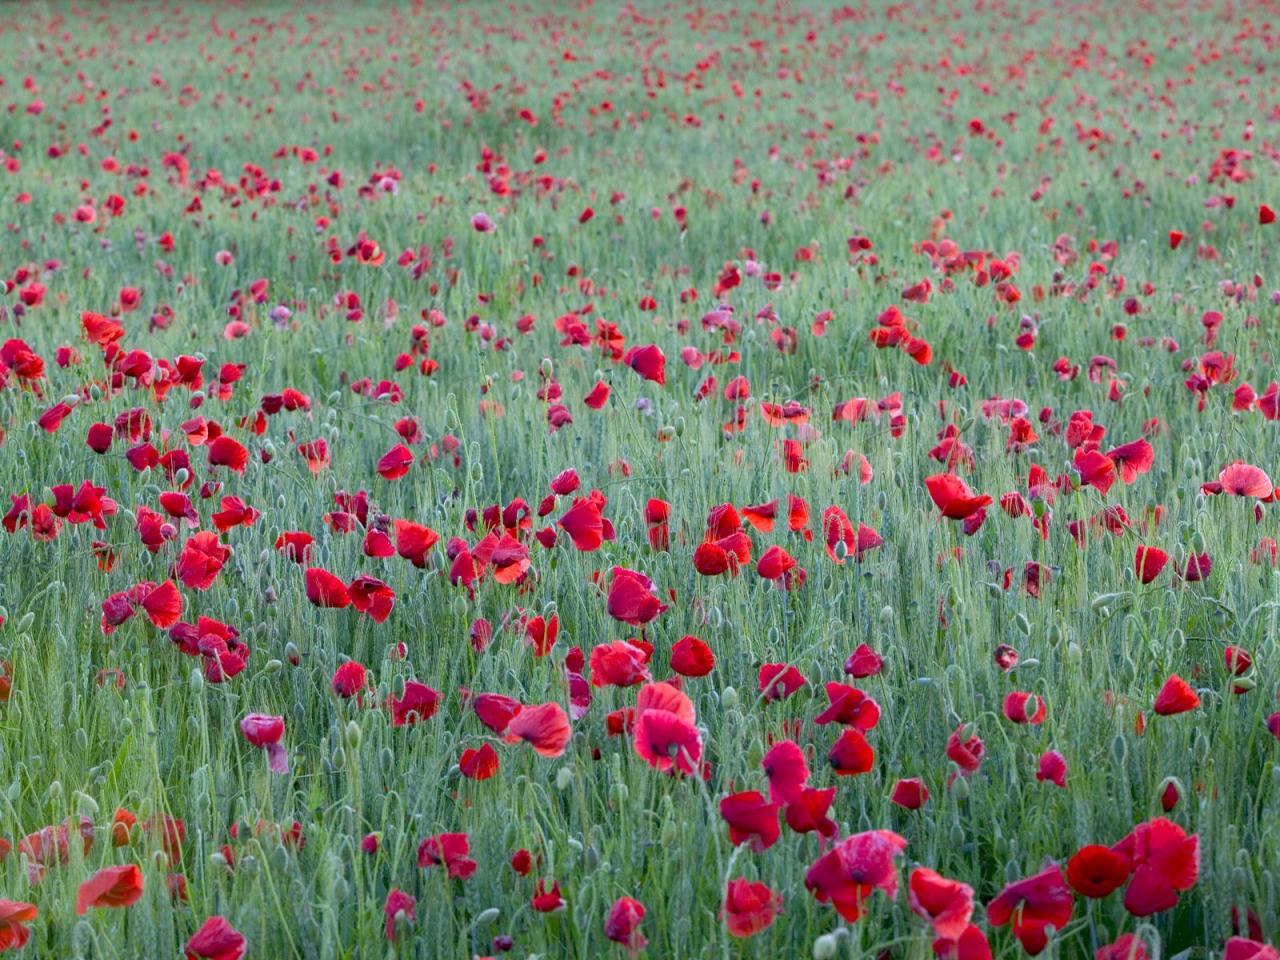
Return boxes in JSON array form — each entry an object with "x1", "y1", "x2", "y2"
[{"x1": 2, "y1": 0, "x2": 1280, "y2": 957}]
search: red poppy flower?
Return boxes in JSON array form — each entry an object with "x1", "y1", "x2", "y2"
[
  {"x1": 1002, "y1": 691, "x2": 1047, "y2": 724},
  {"x1": 1134, "y1": 545, "x2": 1169, "y2": 584},
  {"x1": 1153, "y1": 674, "x2": 1200, "y2": 715},
  {"x1": 417, "y1": 833, "x2": 477, "y2": 880},
  {"x1": 633, "y1": 682, "x2": 701, "y2": 775},
  {"x1": 0, "y1": 901, "x2": 37, "y2": 952},
  {"x1": 384, "y1": 889, "x2": 416, "y2": 942},
  {"x1": 240, "y1": 713, "x2": 288, "y2": 774},
  {"x1": 986, "y1": 864, "x2": 1074, "y2": 955},
  {"x1": 891, "y1": 778, "x2": 929, "y2": 809},
  {"x1": 504, "y1": 702, "x2": 571, "y2": 757},
  {"x1": 176, "y1": 532, "x2": 231, "y2": 591},
  {"x1": 1218, "y1": 463, "x2": 1273, "y2": 498},
  {"x1": 1111, "y1": 817, "x2": 1199, "y2": 916},
  {"x1": 1105, "y1": 438, "x2": 1154, "y2": 484},
  {"x1": 908, "y1": 867, "x2": 974, "y2": 940},
  {"x1": 589, "y1": 641, "x2": 651, "y2": 688},
  {"x1": 721, "y1": 877, "x2": 782, "y2": 938},
  {"x1": 828, "y1": 728, "x2": 875, "y2": 775},
  {"x1": 606, "y1": 566, "x2": 668, "y2": 626},
  {"x1": 473, "y1": 693, "x2": 522, "y2": 734},
  {"x1": 459, "y1": 744, "x2": 499, "y2": 780},
  {"x1": 207, "y1": 435, "x2": 248, "y2": 473},
  {"x1": 604, "y1": 897, "x2": 646, "y2": 952},
  {"x1": 376, "y1": 443, "x2": 414, "y2": 480},
  {"x1": 348, "y1": 574, "x2": 395, "y2": 623},
  {"x1": 622, "y1": 344, "x2": 666, "y2": 384},
  {"x1": 331, "y1": 661, "x2": 367, "y2": 698},
  {"x1": 390, "y1": 680, "x2": 440, "y2": 726},
  {"x1": 844, "y1": 643, "x2": 884, "y2": 678},
  {"x1": 758, "y1": 663, "x2": 806, "y2": 702},
  {"x1": 306, "y1": 567, "x2": 351, "y2": 608},
  {"x1": 1067, "y1": 844, "x2": 1130, "y2": 898},
  {"x1": 185, "y1": 916, "x2": 246, "y2": 960},
  {"x1": 925, "y1": 473, "x2": 992, "y2": 520},
  {"x1": 1036, "y1": 749, "x2": 1067, "y2": 787},
  {"x1": 814, "y1": 682, "x2": 882, "y2": 730},
  {"x1": 804, "y1": 829, "x2": 907, "y2": 921},
  {"x1": 762, "y1": 740, "x2": 808, "y2": 804},
  {"x1": 670, "y1": 635, "x2": 715, "y2": 677},
  {"x1": 76, "y1": 864, "x2": 144, "y2": 914}
]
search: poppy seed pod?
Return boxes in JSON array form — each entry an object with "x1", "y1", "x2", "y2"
[{"x1": 812, "y1": 935, "x2": 839, "y2": 960}]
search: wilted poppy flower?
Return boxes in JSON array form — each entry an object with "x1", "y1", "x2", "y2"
[
  {"x1": 1036, "y1": 750, "x2": 1067, "y2": 787},
  {"x1": 76, "y1": 864, "x2": 144, "y2": 914},
  {"x1": 604, "y1": 897, "x2": 646, "y2": 952},
  {"x1": 240, "y1": 714, "x2": 288, "y2": 774},
  {"x1": 986, "y1": 863, "x2": 1073, "y2": 955},
  {"x1": 721, "y1": 878, "x2": 782, "y2": 938},
  {"x1": 417, "y1": 833, "x2": 477, "y2": 880},
  {"x1": 184, "y1": 916, "x2": 246, "y2": 960},
  {"x1": 804, "y1": 830, "x2": 907, "y2": 921},
  {"x1": 384, "y1": 889, "x2": 416, "y2": 942}
]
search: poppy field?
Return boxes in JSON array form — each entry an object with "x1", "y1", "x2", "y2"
[{"x1": 3, "y1": 0, "x2": 1280, "y2": 957}]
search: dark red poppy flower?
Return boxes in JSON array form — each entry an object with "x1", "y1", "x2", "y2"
[
  {"x1": 623, "y1": 344, "x2": 666, "y2": 384},
  {"x1": 606, "y1": 567, "x2": 667, "y2": 626},
  {"x1": 814, "y1": 682, "x2": 881, "y2": 730},
  {"x1": 384, "y1": 889, "x2": 416, "y2": 942},
  {"x1": 1036, "y1": 749, "x2": 1067, "y2": 787},
  {"x1": 459, "y1": 744, "x2": 499, "y2": 781},
  {"x1": 306, "y1": 568, "x2": 351, "y2": 608},
  {"x1": 758, "y1": 663, "x2": 806, "y2": 702},
  {"x1": 331, "y1": 661, "x2": 367, "y2": 698},
  {"x1": 891, "y1": 778, "x2": 929, "y2": 810},
  {"x1": 376, "y1": 443, "x2": 414, "y2": 480},
  {"x1": 670, "y1": 635, "x2": 715, "y2": 676},
  {"x1": 1002, "y1": 691, "x2": 1047, "y2": 724},
  {"x1": 1134, "y1": 545, "x2": 1169, "y2": 584},
  {"x1": 0, "y1": 901, "x2": 37, "y2": 953},
  {"x1": 604, "y1": 897, "x2": 646, "y2": 952},
  {"x1": 1066, "y1": 844, "x2": 1130, "y2": 898},
  {"x1": 844, "y1": 643, "x2": 884, "y2": 678},
  {"x1": 986, "y1": 864, "x2": 1073, "y2": 955},
  {"x1": 417, "y1": 833, "x2": 477, "y2": 880},
  {"x1": 390, "y1": 680, "x2": 440, "y2": 726}
]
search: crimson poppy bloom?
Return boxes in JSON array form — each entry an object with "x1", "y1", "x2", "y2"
[
  {"x1": 606, "y1": 566, "x2": 668, "y2": 626},
  {"x1": 376, "y1": 443, "x2": 414, "y2": 480},
  {"x1": 804, "y1": 830, "x2": 907, "y2": 921},
  {"x1": 589, "y1": 641, "x2": 651, "y2": 688},
  {"x1": 721, "y1": 878, "x2": 782, "y2": 938},
  {"x1": 184, "y1": 916, "x2": 246, "y2": 960},
  {"x1": 1218, "y1": 463, "x2": 1273, "y2": 498},
  {"x1": 814, "y1": 682, "x2": 881, "y2": 730},
  {"x1": 390, "y1": 680, "x2": 440, "y2": 726},
  {"x1": 417, "y1": 833, "x2": 476, "y2": 880},
  {"x1": 1036, "y1": 750, "x2": 1068, "y2": 787},
  {"x1": 306, "y1": 568, "x2": 351, "y2": 608},
  {"x1": 762, "y1": 740, "x2": 809, "y2": 804},
  {"x1": 76, "y1": 864, "x2": 144, "y2": 914},
  {"x1": 845, "y1": 644, "x2": 884, "y2": 678},
  {"x1": 670, "y1": 636, "x2": 715, "y2": 677},
  {"x1": 1003, "y1": 691, "x2": 1047, "y2": 724},
  {"x1": 1067, "y1": 844, "x2": 1130, "y2": 898},
  {"x1": 828, "y1": 728, "x2": 875, "y2": 774},
  {"x1": 986, "y1": 863, "x2": 1074, "y2": 955},
  {"x1": 633, "y1": 682, "x2": 701, "y2": 775},
  {"x1": 604, "y1": 897, "x2": 646, "y2": 952},
  {"x1": 532, "y1": 879, "x2": 565, "y2": 912},
  {"x1": 331, "y1": 661, "x2": 367, "y2": 698},
  {"x1": 891, "y1": 778, "x2": 929, "y2": 810}
]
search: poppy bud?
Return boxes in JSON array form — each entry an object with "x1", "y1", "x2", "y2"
[
  {"x1": 1158, "y1": 776, "x2": 1183, "y2": 811},
  {"x1": 1110, "y1": 734, "x2": 1128, "y2": 764},
  {"x1": 1193, "y1": 731, "x2": 1210, "y2": 762},
  {"x1": 540, "y1": 357, "x2": 554, "y2": 378},
  {"x1": 660, "y1": 819, "x2": 678, "y2": 845},
  {"x1": 1014, "y1": 613, "x2": 1031, "y2": 637},
  {"x1": 555, "y1": 768, "x2": 574, "y2": 791},
  {"x1": 813, "y1": 935, "x2": 839, "y2": 960},
  {"x1": 345, "y1": 720, "x2": 362, "y2": 750},
  {"x1": 950, "y1": 776, "x2": 970, "y2": 800},
  {"x1": 187, "y1": 716, "x2": 201, "y2": 739},
  {"x1": 720, "y1": 687, "x2": 739, "y2": 710},
  {"x1": 610, "y1": 782, "x2": 628, "y2": 807},
  {"x1": 674, "y1": 417, "x2": 685, "y2": 437},
  {"x1": 74, "y1": 791, "x2": 98, "y2": 817},
  {"x1": 1191, "y1": 530, "x2": 1206, "y2": 553},
  {"x1": 209, "y1": 852, "x2": 228, "y2": 869},
  {"x1": 475, "y1": 908, "x2": 500, "y2": 926},
  {"x1": 190, "y1": 669, "x2": 204, "y2": 693}
]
